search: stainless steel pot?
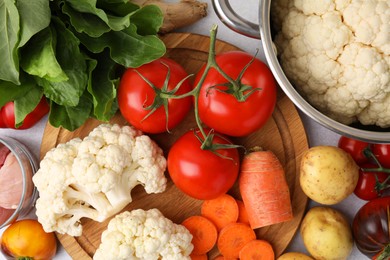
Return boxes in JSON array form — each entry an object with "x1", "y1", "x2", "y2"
[{"x1": 212, "y1": 0, "x2": 390, "y2": 143}]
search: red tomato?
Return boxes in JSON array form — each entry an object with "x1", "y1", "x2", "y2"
[
  {"x1": 338, "y1": 136, "x2": 370, "y2": 165},
  {"x1": 372, "y1": 144, "x2": 390, "y2": 168},
  {"x1": 0, "y1": 97, "x2": 49, "y2": 130},
  {"x1": 194, "y1": 51, "x2": 277, "y2": 137},
  {"x1": 0, "y1": 113, "x2": 6, "y2": 128},
  {"x1": 354, "y1": 163, "x2": 389, "y2": 201},
  {"x1": 167, "y1": 129, "x2": 240, "y2": 200},
  {"x1": 118, "y1": 58, "x2": 192, "y2": 134}
]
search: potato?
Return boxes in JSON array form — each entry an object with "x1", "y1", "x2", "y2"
[
  {"x1": 300, "y1": 145, "x2": 359, "y2": 204},
  {"x1": 300, "y1": 207, "x2": 353, "y2": 260},
  {"x1": 277, "y1": 252, "x2": 314, "y2": 260}
]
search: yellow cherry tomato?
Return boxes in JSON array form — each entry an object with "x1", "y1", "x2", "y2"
[{"x1": 1, "y1": 219, "x2": 57, "y2": 260}]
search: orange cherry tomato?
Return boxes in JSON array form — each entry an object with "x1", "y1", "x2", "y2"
[{"x1": 1, "y1": 219, "x2": 57, "y2": 260}]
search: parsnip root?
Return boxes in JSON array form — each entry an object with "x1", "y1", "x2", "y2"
[{"x1": 133, "y1": 0, "x2": 208, "y2": 33}]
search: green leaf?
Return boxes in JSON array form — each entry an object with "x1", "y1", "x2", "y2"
[
  {"x1": 49, "y1": 91, "x2": 93, "y2": 131},
  {"x1": 62, "y1": 2, "x2": 111, "y2": 38},
  {"x1": 78, "y1": 24, "x2": 166, "y2": 68},
  {"x1": 97, "y1": 0, "x2": 128, "y2": 4},
  {"x1": 16, "y1": 0, "x2": 51, "y2": 47},
  {"x1": 86, "y1": 51, "x2": 118, "y2": 121},
  {"x1": 14, "y1": 85, "x2": 43, "y2": 127},
  {"x1": 130, "y1": 5, "x2": 163, "y2": 35},
  {"x1": 65, "y1": 0, "x2": 134, "y2": 34},
  {"x1": 37, "y1": 18, "x2": 88, "y2": 107},
  {"x1": 0, "y1": 0, "x2": 20, "y2": 84},
  {"x1": 96, "y1": 0, "x2": 139, "y2": 17},
  {"x1": 0, "y1": 76, "x2": 35, "y2": 107},
  {"x1": 20, "y1": 27, "x2": 68, "y2": 82}
]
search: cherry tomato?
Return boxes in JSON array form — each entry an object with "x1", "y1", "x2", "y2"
[
  {"x1": 167, "y1": 129, "x2": 240, "y2": 200},
  {"x1": 353, "y1": 196, "x2": 390, "y2": 259},
  {"x1": 0, "y1": 97, "x2": 49, "y2": 130},
  {"x1": 118, "y1": 58, "x2": 192, "y2": 134},
  {"x1": 0, "y1": 113, "x2": 6, "y2": 128},
  {"x1": 372, "y1": 144, "x2": 390, "y2": 168},
  {"x1": 354, "y1": 163, "x2": 389, "y2": 201},
  {"x1": 338, "y1": 136, "x2": 370, "y2": 165},
  {"x1": 194, "y1": 51, "x2": 277, "y2": 137},
  {"x1": 1, "y1": 219, "x2": 57, "y2": 260}
]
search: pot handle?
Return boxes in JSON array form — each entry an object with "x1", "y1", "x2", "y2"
[{"x1": 212, "y1": 0, "x2": 261, "y2": 39}]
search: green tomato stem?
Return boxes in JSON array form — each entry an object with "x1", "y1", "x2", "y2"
[
  {"x1": 376, "y1": 243, "x2": 390, "y2": 260},
  {"x1": 362, "y1": 148, "x2": 390, "y2": 174},
  {"x1": 159, "y1": 25, "x2": 246, "y2": 154}
]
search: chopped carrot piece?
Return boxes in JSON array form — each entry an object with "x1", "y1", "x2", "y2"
[
  {"x1": 239, "y1": 239, "x2": 275, "y2": 260},
  {"x1": 217, "y1": 222, "x2": 256, "y2": 259},
  {"x1": 239, "y1": 150, "x2": 293, "y2": 229},
  {"x1": 236, "y1": 199, "x2": 250, "y2": 225},
  {"x1": 201, "y1": 193, "x2": 239, "y2": 231},
  {"x1": 182, "y1": 215, "x2": 218, "y2": 255}
]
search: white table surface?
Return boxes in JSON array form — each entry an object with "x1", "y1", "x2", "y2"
[{"x1": 0, "y1": 0, "x2": 368, "y2": 259}]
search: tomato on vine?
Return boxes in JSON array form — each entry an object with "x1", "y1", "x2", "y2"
[
  {"x1": 372, "y1": 144, "x2": 390, "y2": 168},
  {"x1": 338, "y1": 136, "x2": 370, "y2": 165},
  {"x1": 167, "y1": 129, "x2": 240, "y2": 200},
  {"x1": 194, "y1": 51, "x2": 277, "y2": 137},
  {"x1": 118, "y1": 57, "x2": 192, "y2": 134},
  {"x1": 354, "y1": 163, "x2": 389, "y2": 201}
]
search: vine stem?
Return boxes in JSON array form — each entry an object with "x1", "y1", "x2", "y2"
[{"x1": 172, "y1": 24, "x2": 238, "y2": 140}]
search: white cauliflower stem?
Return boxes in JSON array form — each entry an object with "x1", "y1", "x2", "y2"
[
  {"x1": 272, "y1": 0, "x2": 390, "y2": 127},
  {"x1": 93, "y1": 208, "x2": 194, "y2": 260},
  {"x1": 32, "y1": 124, "x2": 167, "y2": 236}
]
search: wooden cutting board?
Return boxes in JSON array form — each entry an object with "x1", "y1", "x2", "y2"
[{"x1": 40, "y1": 33, "x2": 309, "y2": 259}]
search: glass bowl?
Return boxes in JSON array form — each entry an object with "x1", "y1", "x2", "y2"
[{"x1": 0, "y1": 136, "x2": 38, "y2": 229}]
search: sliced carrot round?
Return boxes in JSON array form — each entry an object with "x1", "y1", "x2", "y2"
[
  {"x1": 239, "y1": 239, "x2": 275, "y2": 260},
  {"x1": 182, "y1": 215, "x2": 218, "y2": 255},
  {"x1": 201, "y1": 193, "x2": 239, "y2": 231},
  {"x1": 236, "y1": 199, "x2": 250, "y2": 225},
  {"x1": 217, "y1": 222, "x2": 256, "y2": 259}
]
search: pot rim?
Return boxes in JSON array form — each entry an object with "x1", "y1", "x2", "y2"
[{"x1": 258, "y1": 0, "x2": 390, "y2": 143}]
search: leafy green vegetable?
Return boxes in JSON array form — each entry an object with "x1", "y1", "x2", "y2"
[
  {"x1": 0, "y1": 0, "x2": 166, "y2": 131},
  {"x1": 0, "y1": 79, "x2": 32, "y2": 107},
  {"x1": 0, "y1": 0, "x2": 20, "y2": 84},
  {"x1": 21, "y1": 27, "x2": 69, "y2": 82},
  {"x1": 16, "y1": 0, "x2": 51, "y2": 47},
  {"x1": 49, "y1": 90, "x2": 93, "y2": 130},
  {"x1": 14, "y1": 86, "x2": 44, "y2": 127}
]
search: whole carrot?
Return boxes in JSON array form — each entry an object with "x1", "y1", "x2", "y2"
[{"x1": 239, "y1": 149, "x2": 293, "y2": 229}]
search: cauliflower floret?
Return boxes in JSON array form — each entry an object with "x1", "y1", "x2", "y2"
[
  {"x1": 273, "y1": 0, "x2": 390, "y2": 127},
  {"x1": 343, "y1": 0, "x2": 390, "y2": 55},
  {"x1": 33, "y1": 124, "x2": 167, "y2": 236},
  {"x1": 93, "y1": 208, "x2": 193, "y2": 260},
  {"x1": 339, "y1": 43, "x2": 390, "y2": 101}
]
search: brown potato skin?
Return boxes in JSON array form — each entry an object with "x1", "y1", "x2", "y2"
[
  {"x1": 300, "y1": 207, "x2": 353, "y2": 260},
  {"x1": 277, "y1": 252, "x2": 314, "y2": 260},
  {"x1": 300, "y1": 146, "x2": 359, "y2": 205}
]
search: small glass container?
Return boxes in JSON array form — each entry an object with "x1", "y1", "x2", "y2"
[{"x1": 0, "y1": 136, "x2": 38, "y2": 229}]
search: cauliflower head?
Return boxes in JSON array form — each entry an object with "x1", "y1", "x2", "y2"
[
  {"x1": 93, "y1": 208, "x2": 194, "y2": 260},
  {"x1": 272, "y1": 0, "x2": 390, "y2": 127},
  {"x1": 33, "y1": 124, "x2": 167, "y2": 236}
]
